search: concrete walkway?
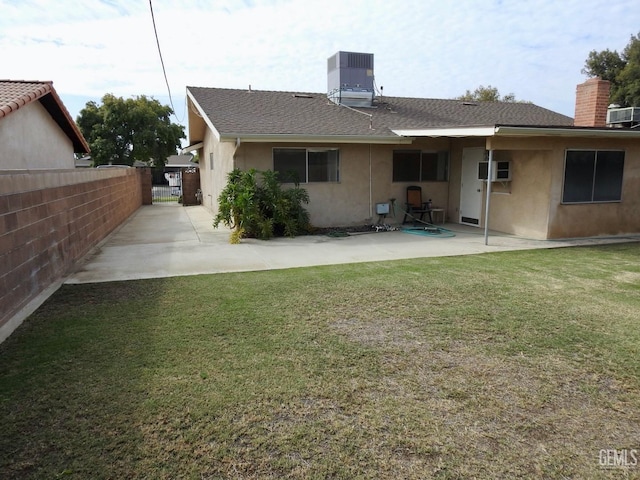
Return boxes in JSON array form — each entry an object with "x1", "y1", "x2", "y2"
[{"x1": 65, "y1": 203, "x2": 640, "y2": 284}]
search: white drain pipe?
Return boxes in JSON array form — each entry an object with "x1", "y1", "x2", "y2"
[{"x1": 484, "y1": 149, "x2": 494, "y2": 245}]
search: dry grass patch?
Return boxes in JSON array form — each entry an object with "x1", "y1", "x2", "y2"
[
  {"x1": 1, "y1": 243, "x2": 640, "y2": 479},
  {"x1": 333, "y1": 316, "x2": 640, "y2": 477}
]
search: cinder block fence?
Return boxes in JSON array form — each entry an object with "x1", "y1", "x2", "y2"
[{"x1": 0, "y1": 167, "x2": 152, "y2": 342}]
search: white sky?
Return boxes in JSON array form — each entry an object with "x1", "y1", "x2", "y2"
[{"x1": 2, "y1": 0, "x2": 639, "y2": 128}]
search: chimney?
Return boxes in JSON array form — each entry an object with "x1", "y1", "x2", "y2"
[{"x1": 574, "y1": 77, "x2": 610, "y2": 127}]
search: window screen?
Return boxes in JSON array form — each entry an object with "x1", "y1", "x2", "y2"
[
  {"x1": 273, "y1": 148, "x2": 339, "y2": 183},
  {"x1": 393, "y1": 150, "x2": 448, "y2": 182},
  {"x1": 563, "y1": 150, "x2": 624, "y2": 203}
]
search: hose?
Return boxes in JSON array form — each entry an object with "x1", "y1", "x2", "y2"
[{"x1": 395, "y1": 202, "x2": 456, "y2": 238}]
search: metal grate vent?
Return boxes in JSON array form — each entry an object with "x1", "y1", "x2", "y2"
[{"x1": 347, "y1": 52, "x2": 373, "y2": 70}]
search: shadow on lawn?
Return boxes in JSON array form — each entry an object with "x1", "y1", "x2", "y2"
[{"x1": 0, "y1": 279, "x2": 172, "y2": 478}]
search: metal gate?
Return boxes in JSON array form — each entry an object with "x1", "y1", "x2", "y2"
[{"x1": 152, "y1": 170, "x2": 181, "y2": 203}]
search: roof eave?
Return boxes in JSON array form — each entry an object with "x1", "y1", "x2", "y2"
[
  {"x1": 392, "y1": 126, "x2": 497, "y2": 137},
  {"x1": 43, "y1": 86, "x2": 91, "y2": 153},
  {"x1": 182, "y1": 141, "x2": 204, "y2": 153},
  {"x1": 186, "y1": 88, "x2": 220, "y2": 143},
  {"x1": 495, "y1": 125, "x2": 640, "y2": 138},
  {"x1": 392, "y1": 125, "x2": 640, "y2": 139},
  {"x1": 219, "y1": 133, "x2": 413, "y2": 144}
]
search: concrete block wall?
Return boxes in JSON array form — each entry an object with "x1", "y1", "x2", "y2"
[{"x1": 0, "y1": 168, "x2": 147, "y2": 341}]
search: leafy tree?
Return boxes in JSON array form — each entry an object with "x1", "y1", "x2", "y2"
[
  {"x1": 456, "y1": 85, "x2": 517, "y2": 102},
  {"x1": 214, "y1": 169, "x2": 310, "y2": 243},
  {"x1": 76, "y1": 94, "x2": 184, "y2": 167},
  {"x1": 582, "y1": 33, "x2": 640, "y2": 107},
  {"x1": 582, "y1": 49, "x2": 625, "y2": 83}
]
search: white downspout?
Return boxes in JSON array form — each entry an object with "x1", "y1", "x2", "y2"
[
  {"x1": 369, "y1": 144, "x2": 373, "y2": 220},
  {"x1": 483, "y1": 149, "x2": 493, "y2": 245}
]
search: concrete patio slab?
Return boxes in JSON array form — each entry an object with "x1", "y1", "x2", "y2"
[{"x1": 65, "y1": 203, "x2": 640, "y2": 284}]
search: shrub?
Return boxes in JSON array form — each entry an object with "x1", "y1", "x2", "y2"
[{"x1": 213, "y1": 169, "x2": 310, "y2": 242}]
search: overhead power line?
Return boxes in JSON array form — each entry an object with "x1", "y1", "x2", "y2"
[{"x1": 148, "y1": 0, "x2": 182, "y2": 124}]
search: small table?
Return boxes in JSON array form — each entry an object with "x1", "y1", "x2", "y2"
[{"x1": 430, "y1": 208, "x2": 445, "y2": 224}]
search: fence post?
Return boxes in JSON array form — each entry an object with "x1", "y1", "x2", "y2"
[
  {"x1": 141, "y1": 167, "x2": 152, "y2": 205},
  {"x1": 181, "y1": 167, "x2": 201, "y2": 206}
]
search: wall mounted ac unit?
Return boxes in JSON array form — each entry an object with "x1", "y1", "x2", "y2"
[
  {"x1": 607, "y1": 106, "x2": 640, "y2": 125},
  {"x1": 478, "y1": 161, "x2": 512, "y2": 182}
]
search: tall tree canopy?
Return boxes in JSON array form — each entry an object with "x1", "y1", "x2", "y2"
[
  {"x1": 582, "y1": 33, "x2": 640, "y2": 107},
  {"x1": 77, "y1": 94, "x2": 185, "y2": 167},
  {"x1": 456, "y1": 85, "x2": 517, "y2": 102}
]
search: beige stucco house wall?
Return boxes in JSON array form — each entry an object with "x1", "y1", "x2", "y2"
[
  {"x1": 465, "y1": 135, "x2": 640, "y2": 239},
  {"x1": 1, "y1": 80, "x2": 89, "y2": 169},
  {"x1": 198, "y1": 135, "x2": 456, "y2": 228},
  {"x1": 0, "y1": 100, "x2": 75, "y2": 169},
  {"x1": 546, "y1": 138, "x2": 640, "y2": 239},
  {"x1": 198, "y1": 127, "x2": 237, "y2": 212},
  {"x1": 195, "y1": 128, "x2": 640, "y2": 240}
]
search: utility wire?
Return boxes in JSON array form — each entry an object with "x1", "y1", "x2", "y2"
[{"x1": 148, "y1": 0, "x2": 182, "y2": 124}]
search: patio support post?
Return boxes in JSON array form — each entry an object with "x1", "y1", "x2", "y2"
[
  {"x1": 368, "y1": 143, "x2": 373, "y2": 220},
  {"x1": 484, "y1": 149, "x2": 494, "y2": 245}
]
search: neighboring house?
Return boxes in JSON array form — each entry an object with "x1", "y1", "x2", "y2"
[
  {"x1": 0, "y1": 80, "x2": 89, "y2": 169},
  {"x1": 185, "y1": 52, "x2": 640, "y2": 239},
  {"x1": 75, "y1": 155, "x2": 93, "y2": 168},
  {"x1": 166, "y1": 154, "x2": 197, "y2": 168}
]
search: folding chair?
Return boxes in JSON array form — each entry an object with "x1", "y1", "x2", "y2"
[{"x1": 403, "y1": 186, "x2": 433, "y2": 224}]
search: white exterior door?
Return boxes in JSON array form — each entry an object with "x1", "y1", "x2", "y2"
[{"x1": 459, "y1": 147, "x2": 485, "y2": 226}]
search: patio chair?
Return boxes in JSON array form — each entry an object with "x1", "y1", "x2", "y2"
[{"x1": 403, "y1": 185, "x2": 433, "y2": 224}]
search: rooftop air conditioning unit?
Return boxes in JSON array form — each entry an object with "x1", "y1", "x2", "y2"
[
  {"x1": 606, "y1": 107, "x2": 640, "y2": 126},
  {"x1": 327, "y1": 51, "x2": 375, "y2": 107}
]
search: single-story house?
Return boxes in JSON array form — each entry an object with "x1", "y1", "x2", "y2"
[
  {"x1": 75, "y1": 155, "x2": 93, "y2": 168},
  {"x1": 184, "y1": 52, "x2": 640, "y2": 239},
  {"x1": 0, "y1": 80, "x2": 89, "y2": 169}
]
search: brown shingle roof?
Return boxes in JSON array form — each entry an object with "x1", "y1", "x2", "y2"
[
  {"x1": 0, "y1": 80, "x2": 90, "y2": 153},
  {"x1": 187, "y1": 86, "x2": 574, "y2": 139}
]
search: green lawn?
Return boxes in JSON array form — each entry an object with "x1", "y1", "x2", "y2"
[{"x1": 1, "y1": 243, "x2": 639, "y2": 479}]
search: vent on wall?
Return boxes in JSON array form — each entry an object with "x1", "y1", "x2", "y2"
[{"x1": 327, "y1": 51, "x2": 375, "y2": 107}]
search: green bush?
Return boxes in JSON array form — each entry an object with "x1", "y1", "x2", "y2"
[{"x1": 213, "y1": 169, "x2": 310, "y2": 242}]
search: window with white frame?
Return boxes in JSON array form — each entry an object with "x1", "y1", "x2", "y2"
[
  {"x1": 392, "y1": 150, "x2": 449, "y2": 182},
  {"x1": 273, "y1": 148, "x2": 339, "y2": 183},
  {"x1": 562, "y1": 150, "x2": 625, "y2": 203}
]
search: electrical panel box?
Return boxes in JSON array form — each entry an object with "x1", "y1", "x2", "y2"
[{"x1": 376, "y1": 203, "x2": 390, "y2": 215}]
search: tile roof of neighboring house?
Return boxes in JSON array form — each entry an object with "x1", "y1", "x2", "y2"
[
  {"x1": 0, "y1": 80, "x2": 89, "y2": 153},
  {"x1": 187, "y1": 86, "x2": 574, "y2": 140}
]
